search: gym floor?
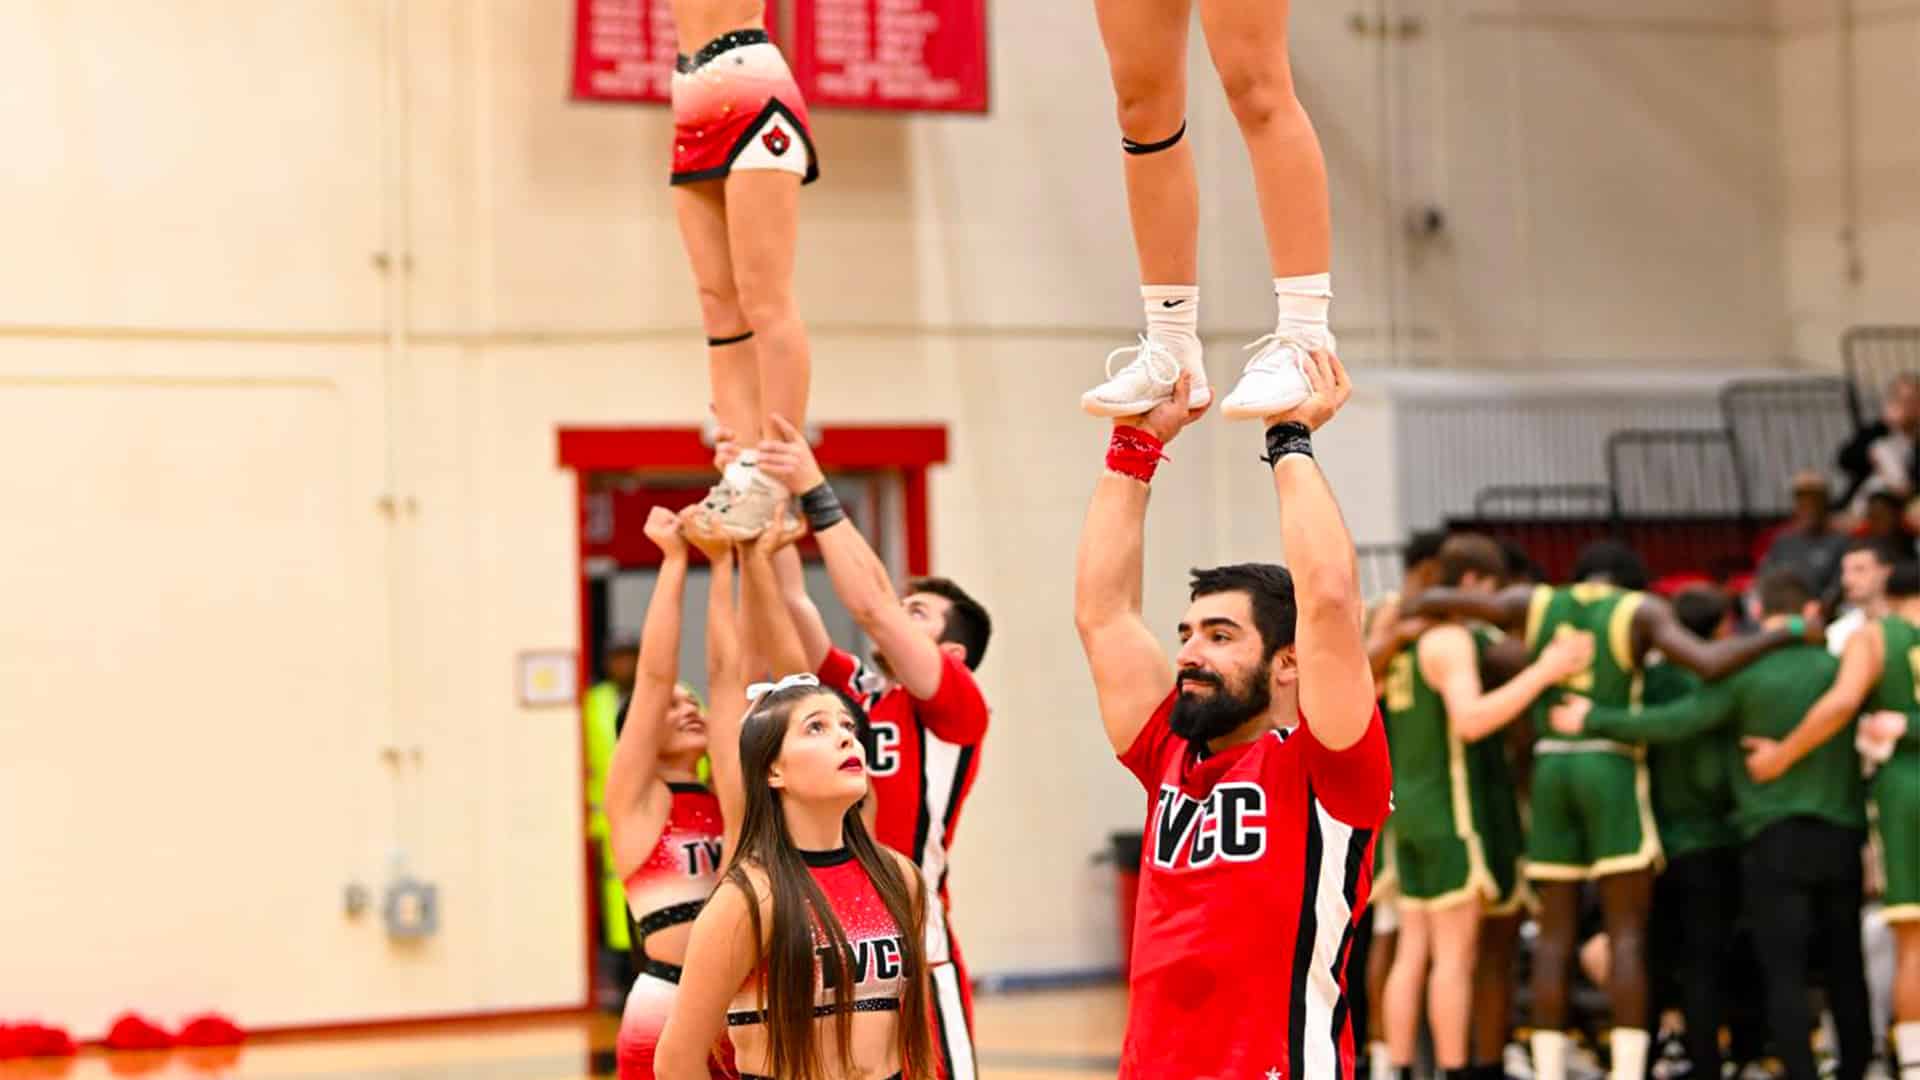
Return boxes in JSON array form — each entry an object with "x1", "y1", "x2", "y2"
[{"x1": 27, "y1": 987, "x2": 1126, "y2": 1080}]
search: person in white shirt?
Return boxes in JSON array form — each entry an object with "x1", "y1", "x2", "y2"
[{"x1": 1839, "y1": 375, "x2": 1919, "y2": 517}]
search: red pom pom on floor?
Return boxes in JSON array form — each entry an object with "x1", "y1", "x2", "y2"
[
  {"x1": 8, "y1": 1023, "x2": 78, "y2": 1058},
  {"x1": 106, "y1": 1014, "x2": 175, "y2": 1051},
  {"x1": 175, "y1": 1015, "x2": 244, "y2": 1047}
]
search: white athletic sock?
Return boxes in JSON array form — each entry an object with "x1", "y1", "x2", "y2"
[
  {"x1": 1896, "y1": 1020, "x2": 1920, "y2": 1078},
  {"x1": 1609, "y1": 1027, "x2": 1650, "y2": 1080},
  {"x1": 723, "y1": 449, "x2": 758, "y2": 491},
  {"x1": 1530, "y1": 1029, "x2": 1569, "y2": 1080},
  {"x1": 1274, "y1": 272, "x2": 1332, "y2": 329},
  {"x1": 1141, "y1": 285, "x2": 1201, "y2": 371},
  {"x1": 1368, "y1": 1041, "x2": 1391, "y2": 1080}
]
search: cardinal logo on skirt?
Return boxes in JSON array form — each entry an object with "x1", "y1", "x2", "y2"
[{"x1": 762, "y1": 127, "x2": 791, "y2": 156}]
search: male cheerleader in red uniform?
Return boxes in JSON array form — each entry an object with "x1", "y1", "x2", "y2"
[
  {"x1": 754, "y1": 417, "x2": 995, "y2": 1080},
  {"x1": 1074, "y1": 355, "x2": 1392, "y2": 1079}
]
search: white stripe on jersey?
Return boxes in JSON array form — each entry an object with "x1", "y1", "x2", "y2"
[
  {"x1": 919, "y1": 732, "x2": 965, "y2": 963},
  {"x1": 931, "y1": 962, "x2": 978, "y2": 1080},
  {"x1": 1301, "y1": 800, "x2": 1358, "y2": 1078}
]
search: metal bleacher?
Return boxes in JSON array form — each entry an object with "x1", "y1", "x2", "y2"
[
  {"x1": 1843, "y1": 325, "x2": 1920, "y2": 423},
  {"x1": 1606, "y1": 429, "x2": 1746, "y2": 517},
  {"x1": 1428, "y1": 327, "x2": 1915, "y2": 586},
  {"x1": 1721, "y1": 376, "x2": 1856, "y2": 515}
]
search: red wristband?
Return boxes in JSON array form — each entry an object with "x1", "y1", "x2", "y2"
[{"x1": 1106, "y1": 425, "x2": 1167, "y2": 484}]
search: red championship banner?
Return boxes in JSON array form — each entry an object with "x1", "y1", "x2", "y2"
[
  {"x1": 571, "y1": 0, "x2": 782, "y2": 104},
  {"x1": 792, "y1": 0, "x2": 989, "y2": 113}
]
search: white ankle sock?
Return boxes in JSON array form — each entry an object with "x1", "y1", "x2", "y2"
[
  {"x1": 1274, "y1": 272, "x2": 1332, "y2": 328},
  {"x1": 1896, "y1": 1020, "x2": 1920, "y2": 1077},
  {"x1": 1367, "y1": 1041, "x2": 1390, "y2": 1080},
  {"x1": 723, "y1": 450, "x2": 758, "y2": 490},
  {"x1": 1142, "y1": 285, "x2": 1201, "y2": 371},
  {"x1": 1609, "y1": 1027, "x2": 1650, "y2": 1080},
  {"x1": 1530, "y1": 1029, "x2": 1569, "y2": 1080}
]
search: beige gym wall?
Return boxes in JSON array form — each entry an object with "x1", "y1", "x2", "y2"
[{"x1": 0, "y1": 0, "x2": 1906, "y2": 1033}]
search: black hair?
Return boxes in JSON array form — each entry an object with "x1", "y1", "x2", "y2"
[
  {"x1": 1866, "y1": 491, "x2": 1904, "y2": 513},
  {"x1": 1571, "y1": 539, "x2": 1650, "y2": 592},
  {"x1": 1500, "y1": 539, "x2": 1544, "y2": 584},
  {"x1": 1671, "y1": 588, "x2": 1730, "y2": 639},
  {"x1": 1845, "y1": 537, "x2": 1904, "y2": 565},
  {"x1": 904, "y1": 576, "x2": 992, "y2": 670},
  {"x1": 1889, "y1": 559, "x2": 1920, "y2": 599},
  {"x1": 1753, "y1": 567, "x2": 1814, "y2": 617},
  {"x1": 1189, "y1": 563, "x2": 1298, "y2": 659},
  {"x1": 726, "y1": 682, "x2": 933, "y2": 1080},
  {"x1": 1404, "y1": 530, "x2": 1447, "y2": 571}
]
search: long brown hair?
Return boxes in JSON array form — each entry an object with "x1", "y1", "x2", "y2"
[{"x1": 725, "y1": 683, "x2": 934, "y2": 1080}]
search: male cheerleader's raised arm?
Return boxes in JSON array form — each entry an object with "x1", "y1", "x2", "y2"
[
  {"x1": 682, "y1": 507, "x2": 749, "y2": 860},
  {"x1": 1075, "y1": 373, "x2": 1209, "y2": 754},
  {"x1": 1743, "y1": 619, "x2": 1881, "y2": 784},
  {"x1": 1637, "y1": 592, "x2": 1820, "y2": 682},
  {"x1": 757, "y1": 415, "x2": 954, "y2": 701},
  {"x1": 1265, "y1": 352, "x2": 1374, "y2": 751},
  {"x1": 736, "y1": 506, "x2": 880, "y2": 832},
  {"x1": 605, "y1": 507, "x2": 690, "y2": 875},
  {"x1": 774, "y1": 545, "x2": 834, "y2": 671}
]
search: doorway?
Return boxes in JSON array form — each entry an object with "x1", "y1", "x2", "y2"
[{"x1": 555, "y1": 424, "x2": 949, "y2": 1006}]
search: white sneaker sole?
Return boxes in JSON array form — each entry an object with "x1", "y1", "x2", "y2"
[
  {"x1": 1218, "y1": 390, "x2": 1309, "y2": 421},
  {"x1": 1080, "y1": 383, "x2": 1214, "y2": 418}
]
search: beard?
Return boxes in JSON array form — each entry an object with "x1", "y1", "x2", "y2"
[{"x1": 1169, "y1": 660, "x2": 1273, "y2": 747}]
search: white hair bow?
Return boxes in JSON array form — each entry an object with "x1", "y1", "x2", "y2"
[{"x1": 745, "y1": 672, "x2": 820, "y2": 704}]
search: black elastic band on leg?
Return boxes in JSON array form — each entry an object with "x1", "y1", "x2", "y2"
[
  {"x1": 707, "y1": 330, "x2": 754, "y2": 347},
  {"x1": 1122, "y1": 120, "x2": 1187, "y2": 156}
]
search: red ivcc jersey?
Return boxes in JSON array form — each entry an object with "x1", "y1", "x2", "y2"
[
  {"x1": 1118, "y1": 691, "x2": 1392, "y2": 1080},
  {"x1": 818, "y1": 647, "x2": 989, "y2": 965}
]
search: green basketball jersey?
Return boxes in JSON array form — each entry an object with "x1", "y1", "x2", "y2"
[
  {"x1": 1871, "y1": 615, "x2": 1920, "y2": 755},
  {"x1": 1525, "y1": 583, "x2": 1649, "y2": 733},
  {"x1": 1384, "y1": 624, "x2": 1497, "y2": 838},
  {"x1": 1641, "y1": 661, "x2": 1736, "y2": 856}
]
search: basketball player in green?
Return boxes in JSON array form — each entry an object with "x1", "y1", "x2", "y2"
[
  {"x1": 1382, "y1": 534, "x2": 1593, "y2": 1080},
  {"x1": 1358, "y1": 531, "x2": 1446, "y2": 1074},
  {"x1": 1408, "y1": 540, "x2": 1820, "y2": 1080},
  {"x1": 1551, "y1": 570, "x2": 1868, "y2": 1080},
  {"x1": 1747, "y1": 559, "x2": 1920, "y2": 1079},
  {"x1": 1631, "y1": 589, "x2": 1744, "y2": 1080}
]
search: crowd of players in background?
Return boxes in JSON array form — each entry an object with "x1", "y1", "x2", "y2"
[{"x1": 1353, "y1": 446, "x2": 1920, "y2": 1080}]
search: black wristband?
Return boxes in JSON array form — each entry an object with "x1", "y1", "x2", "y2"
[
  {"x1": 1260, "y1": 422, "x2": 1314, "y2": 466},
  {"x1": 798, "y1": 482, "x2": 846, "y2": 532}
]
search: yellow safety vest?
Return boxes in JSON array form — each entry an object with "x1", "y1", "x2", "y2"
[{"x1": 582, "y1": 682, "x2": 629, "y2": 952}]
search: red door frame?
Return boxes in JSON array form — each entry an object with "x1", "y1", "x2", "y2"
[{"x1": 555, "y1": 424, "x2": 948, "y2": 1006}]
